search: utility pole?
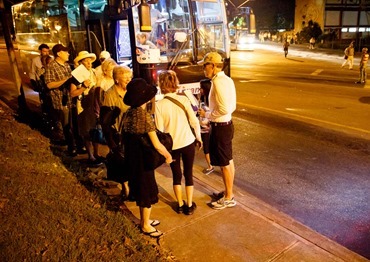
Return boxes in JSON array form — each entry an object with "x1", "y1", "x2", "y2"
[{"x1": 0, "y1": 0, "x2": 29, "y2": 118}]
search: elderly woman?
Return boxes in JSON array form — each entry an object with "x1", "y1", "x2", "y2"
[
  {"x1": 155, "y1": 70, "x2": 202, "y2": 215},
  {"x1": 70, "y1": 51, "x2": 102, "y2": 167},
  {"x1": 123, "y1": 78, "x2": 172, "y2": 238},
  {"x1": 95, "y1": 58, "x2": 117, "y2": 117},
  {"x1": 100, "y1": 65, "x2": 132, "y2": 197}
]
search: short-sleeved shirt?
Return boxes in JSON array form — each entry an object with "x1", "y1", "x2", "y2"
[
  {"x1": 44, "y1": 60, "x2": 72, "y2": 109},
  {"x1": 123, "y1": 107, "x2": 156, "y2": 135},
  {"x1": 102, "y1": 85, "x2": 129, "y2": 131}
]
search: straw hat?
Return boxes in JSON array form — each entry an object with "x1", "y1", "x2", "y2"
[{"x1": 74, "y1": 51, "x2": 96, "y2": 64}]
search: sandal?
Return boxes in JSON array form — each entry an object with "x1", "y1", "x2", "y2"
[
  {"x1": 150, "y1": 220, "x2": 160, "y2": 227},
  {"x1": 141, "y1": 228, "x2": 163, "y2": 238}
]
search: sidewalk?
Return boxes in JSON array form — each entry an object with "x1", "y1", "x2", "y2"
[{"x1": 122, "y1": 157, "x2": 368, "y2": 261}]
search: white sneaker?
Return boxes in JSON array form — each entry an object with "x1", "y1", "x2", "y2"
[{"x1": 211, "y1": 197, "x2": 237, "y2": 210}]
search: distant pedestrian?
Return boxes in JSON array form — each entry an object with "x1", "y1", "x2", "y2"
[
  {"x1": 309, "y1": 37, "x2": 315, "y2": 49},
  {"x1": 198, "y1": 52, "x2": 237, "y2": 210},
  {"x1": 283, "y1": 41, "x2": 289, "y2": 58},
  {"x1": 356, "y1": 47, "x2": 369, "y2": 84},
  {"x1": 341, "y1": 42, "x2": 355, "y2": 69}
]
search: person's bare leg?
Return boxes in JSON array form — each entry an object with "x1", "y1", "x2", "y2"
[
  {"x1": 220, "y1": 159, "x2": 235, "y2": 199},
  {"x1": 173, "y1": 185, "x2": 183, "y2": 206},
  {"x1": 185, "y1": 185, "x2": 194, "y2": 207},
  {"x1": 140, "y1": 207, "x2": 155, "y2": 232}
]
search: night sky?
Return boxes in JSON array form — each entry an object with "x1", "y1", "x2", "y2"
[{"x1": 228, "y1": 0, "x2": 296, "y2": 31}]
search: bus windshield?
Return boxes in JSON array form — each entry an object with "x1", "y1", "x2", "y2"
[{"x1": 117, "y1": 0, "x2": 229, "y2": 65}]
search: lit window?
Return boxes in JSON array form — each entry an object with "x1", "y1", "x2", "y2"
[
  {"x1": 366, "y1": 28, "x2": 370, "y2": 32},
  {"x1": 348, "y1": 27, "x2": 357, "y2": 32},
  {"x1": 341, "y1": 28, "x2": 348, "y2": 32},
  {"x1": 359, "y1": 28, "x2": 365, "y2": 32}
]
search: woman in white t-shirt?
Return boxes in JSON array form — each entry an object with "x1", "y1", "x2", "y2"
[{"x1": 155, "y1": 70, "x2": 202, "y2": 215}]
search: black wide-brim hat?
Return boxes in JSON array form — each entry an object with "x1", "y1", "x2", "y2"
[{"x1": 124, "y1": 78, "x2": 157, "y2": 107}]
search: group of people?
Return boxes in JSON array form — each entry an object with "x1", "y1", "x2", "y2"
[
  {"x1": 341, "y1": 41, "x2": 369, "y2": 84},
  {"x1": 30, "y1": 45, "x2": 237, "y2": 239}
]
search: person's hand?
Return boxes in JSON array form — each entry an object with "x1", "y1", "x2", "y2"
[
  {"x1": 83, "y1": 79, "x2": 91, "y2": 89},
  {"x1": 195, "y1": 140, "x2": 203, "y2": 150},
  {"x1": 165, "y1": 154, "x2": 173, "y2": 164}
]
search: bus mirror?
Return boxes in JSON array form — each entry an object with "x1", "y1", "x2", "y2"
[{"x1": 138, "y1": 1, "x2": 151, "y2": 32}]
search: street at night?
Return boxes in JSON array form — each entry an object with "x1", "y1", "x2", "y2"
[{"x1": 192, "y1": 43, "x2": 370, "y2": 258}]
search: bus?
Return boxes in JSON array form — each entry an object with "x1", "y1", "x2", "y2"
[
  {"x1": 229, "y1": 7, "x2": 256, "y2": 51},
  {"x1": 11, "y1": 0, "x2": 230, "y2": 96}
]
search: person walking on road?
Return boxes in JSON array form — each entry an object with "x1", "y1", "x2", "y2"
[
  {"x1": 356, "y1": 47, "x2": 369, "y2": 84},
  {"x1": 309, "y1": 37, "x2": 315, "y2": 49},
  {"x1": 341, "y1": 42, "x2": 355, "y2": 69},
  {"x1": 283, "y1": 40, "x2": 289, "y2": 58},
  {"x1": 198, "y1": 52, "x2": 237, "y2": 210}
]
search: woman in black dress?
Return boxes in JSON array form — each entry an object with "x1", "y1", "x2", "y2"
[{"x1": 123, "y1": 78, "x2": 172, "y2": 238}]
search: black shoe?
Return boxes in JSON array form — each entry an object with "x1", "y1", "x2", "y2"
[
  {"x1": 67, "y1": 149, "x2": 77, "y2": 157},
  {"x1": 176, "y1": 200, "x2": 186, "y2": 214},
  {"x1": 76, "y1": 148, "x2": 87, "y2": 154},
  {"x1": 88, "y1": 158, "x2": 103, "y2": 167},
  {"x1": 185, "y1": 202, "x2": 197, "y2": 215},
  {"x1": 212, "y1": 191, "x2": 225, "y2": 199}
]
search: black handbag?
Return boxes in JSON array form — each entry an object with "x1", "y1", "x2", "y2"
[
  {"x1": 140, "y1": 130, "x2": 173, "y2": 171},
  {"x1": 105, "y1": 147, "x2": 127, "y2": 183}
]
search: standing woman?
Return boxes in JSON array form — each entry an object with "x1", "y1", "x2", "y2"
[
  {"x1": 70, "y1": 51, "x2": 102, "y2": 166},
  {"x1": 123, "y1": 78, "x2": 172, "y2": 238},
  {"x1": 101, "y1": 65, "x2": 132, "y2": 198},
  {"x1": 95, "y1": 58, "x2": 118, "y2": 118},
  {"x1": 155, "y1": 70, "x2": 202, "y2": 215}
]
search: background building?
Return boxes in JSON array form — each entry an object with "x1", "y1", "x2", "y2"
[{"x1": 295, "y1": 0, "x2": 370, "y2": 48}]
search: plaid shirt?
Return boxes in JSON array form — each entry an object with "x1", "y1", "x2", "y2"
[{"x1": 44, "y1": 60, "x2": 72, "y2": 109}]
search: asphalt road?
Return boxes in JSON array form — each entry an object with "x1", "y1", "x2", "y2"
[{"x1": 197, "y1": 45, "x2": 370, "y2": 258}]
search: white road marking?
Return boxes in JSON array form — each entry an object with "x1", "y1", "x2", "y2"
[{"x1": 311, "y1": 69, "x2": 323, "y2": 76}]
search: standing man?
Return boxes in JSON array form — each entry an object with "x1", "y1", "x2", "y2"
[
  {"x1": 44, "y1": 44, "x2": 76, "y2": 155},
  {"x1": 198, "y1": 52, "x2": 237, "y2": 209},
  {"x1": 356, "y1": 47, "x2": 369, "y2": 84},
  {"x1": 29, "y1": 43, "x2": 50, "y2": 90},
  {"x1": 341, "y1": 42, "x2": 355, "y2": 69}
]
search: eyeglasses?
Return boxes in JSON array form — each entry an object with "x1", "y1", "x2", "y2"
[{"x1": 203, "y1": 63, "x2": 213, "y2": 69}]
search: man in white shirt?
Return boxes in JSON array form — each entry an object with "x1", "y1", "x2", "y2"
[
  {"x1": 198, "y1": 52, "x2": 237, "y2": 209},
  {"x1": 29, "y1": 43, "x2": 50, "y2": 90}
]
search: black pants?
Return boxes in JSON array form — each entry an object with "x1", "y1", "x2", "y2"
[{"x1": 50, "y1": 107, "x2": 75, "y2": 151}]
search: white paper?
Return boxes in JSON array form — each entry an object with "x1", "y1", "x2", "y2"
[{"x1": 71, "y1": 64, "x2": 90, "y2": 83}]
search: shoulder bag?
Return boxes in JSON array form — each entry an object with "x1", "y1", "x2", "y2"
[{"x1": 141, "y1": 130, "x2": 173, "y2": 171}]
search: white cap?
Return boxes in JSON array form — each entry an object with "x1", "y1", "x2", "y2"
[{"x1": 99, "y1": 51, "x2": 111, "y2": 60}]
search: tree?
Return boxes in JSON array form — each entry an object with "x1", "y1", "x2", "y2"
[{"x1": 299, "y1": 20, "x2": 323, "y2": 43}]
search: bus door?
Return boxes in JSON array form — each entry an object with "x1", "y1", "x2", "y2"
[{"x1": 85, "y1": 19, "x2": 106, "y2": 66}]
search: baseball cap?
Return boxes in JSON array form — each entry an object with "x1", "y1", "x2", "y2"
[
  {"x1": 52, "y1": 44, "x2": 69, "y2": 56},
  {"x1": 197, "y1": 52, "x2": 223, "y2": 65},
  {"x1": 99, "y1": 51, "x2": 111, "y2": 60}
]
